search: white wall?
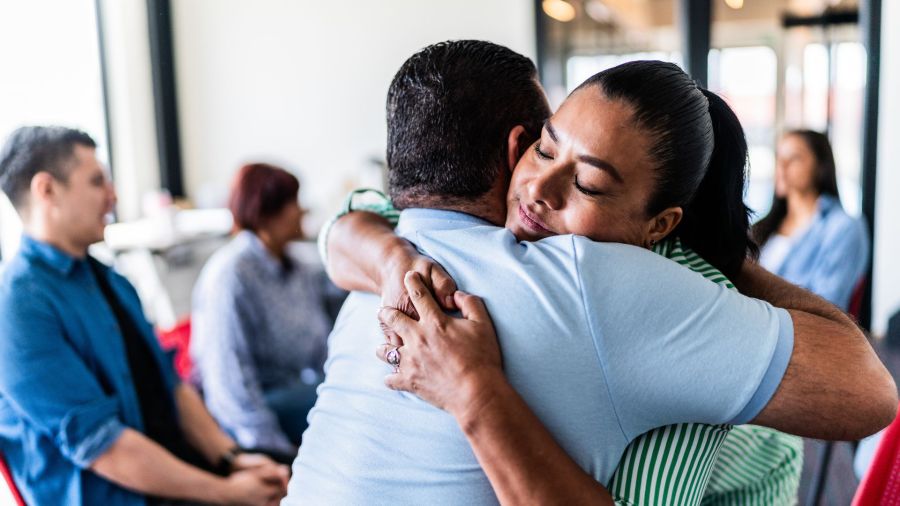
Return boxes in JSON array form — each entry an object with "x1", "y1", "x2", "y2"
[
  {"x1": 170, "y1": 0, "x2": 535, "y2": 228},
  {"x1": 872, "y1": 0, "x2": 900, "y2": 336}
]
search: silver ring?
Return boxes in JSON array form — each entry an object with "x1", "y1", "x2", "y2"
[{"x1": 386, "y1": 347, "x2": 401, "y2": 367}]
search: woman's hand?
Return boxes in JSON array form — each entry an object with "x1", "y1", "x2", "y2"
[
  {"x1": 376, "y1": 271, "x2": 503, "y2": 418},
  {"x1": 377, "y1": 273, "x2": 614, "y2": 506},
  {"x1": 379, "y1": 245, "x2": 457, "y2": 342},
  {"x1": 325, "y1": 210, "x2": 457, "y2": 323}
]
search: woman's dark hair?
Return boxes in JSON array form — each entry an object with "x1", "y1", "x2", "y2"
[
  {"x1": 576, "y1": 61, "x2": 755, "y2": 279},
  {"x1": 753, "y1": 130, "x2": 840, "y2": 246},
  {"x1": 228, "y1": 163, "x2": 300, "y2": 232}
]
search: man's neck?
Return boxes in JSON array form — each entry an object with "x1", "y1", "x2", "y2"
[
  {"x1": 401, "y1": 183, "x2": 508, "y2": 226},
  {"x1": 26, "y1": 224, "x2": 88, "y2": 258}
]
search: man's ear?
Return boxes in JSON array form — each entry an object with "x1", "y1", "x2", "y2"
[
  {"x1": 30, "y1": 172, "x2": 57, "y2": 206},
  {"x1": 506, "y1": 125, "x2": 528, "y2": 174},
  {"x1": 647, "y1": 207, "x2": 683, "y2": 246}
]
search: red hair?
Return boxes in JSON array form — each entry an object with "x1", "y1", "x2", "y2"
[{"x1": 228, "y1": 163, "x2": 300, "y2": 232}]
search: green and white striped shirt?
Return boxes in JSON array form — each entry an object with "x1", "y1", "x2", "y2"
[{"x1": 320, "y1": 189, "x2": 802, "y2": 506}]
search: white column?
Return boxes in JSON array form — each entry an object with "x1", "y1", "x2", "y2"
[
  {"x1": 872, "y1": 0, "x2": 900, "y2": 336},
  {"x1": 97, "y1": 0, "x2": 161, "y2": 222}
]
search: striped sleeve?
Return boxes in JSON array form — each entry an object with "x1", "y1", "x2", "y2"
[{"x1": 317, "y1": 188, "x2": 400, "y2": 267}]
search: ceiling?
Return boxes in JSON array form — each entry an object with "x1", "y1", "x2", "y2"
[{"x1": 553, "y1": 0, "x2": 860, "y2": 29}]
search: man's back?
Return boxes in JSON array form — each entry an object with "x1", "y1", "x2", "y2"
[{"x1": 288, "y1": 209, "x2": 791, "y2": 504}]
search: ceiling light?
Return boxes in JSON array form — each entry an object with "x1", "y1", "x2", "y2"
[
  {"x1": 585, "y1": 0, "x2": 612, "y2": 22},
  {"x1": 725, "y1": 0, "x2": 744, "y2": 9},
  {"x1": 543, "y1": 0, "x2": 577, "y2": 22}
]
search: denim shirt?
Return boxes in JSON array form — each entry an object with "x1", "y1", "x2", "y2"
[
  {"x1": 0, "y1": 235, "x2": 179, "y2": 506},
  {"x1": 762, "y1": 195, "x2": 870, "y2": 310}
]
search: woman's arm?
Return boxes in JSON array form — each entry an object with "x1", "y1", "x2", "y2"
[
  {"x1": 377, "y1": 272, "x2": 614, "y2": 505},
  {"x1": 192, "y1": 281, "x2": 296, "y2": 454},
  {"x1": 734, "y1": 259, "x2": 896, "y2": 439},
  {"x1": 174, "y1": 384, "x2": 290, "y2": 477},
  {"x1": 174, "y1": 383, "x2": 238, "y2": 465},
  {"x1": 326, "y1": 210, "x2": 457, "y2": 316}
]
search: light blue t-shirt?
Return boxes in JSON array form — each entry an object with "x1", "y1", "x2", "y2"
[{"x1": 286, "y1": 209, "x2": 793, "y2": 505}]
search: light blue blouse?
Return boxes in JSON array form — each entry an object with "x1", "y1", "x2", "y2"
[{"x1": 760, "y1": 195, "x2": 870, "y2": 310}]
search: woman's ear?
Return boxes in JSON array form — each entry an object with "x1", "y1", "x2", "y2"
[
  {"x1": 506, "y1": 125, "x2": 528, "y2": 174},
  {"x1": 647, "y1": 207, "x2": 683, "y2": 246}
]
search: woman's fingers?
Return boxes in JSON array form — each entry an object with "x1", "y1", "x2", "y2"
[
  {"x1": 403, "y1": 271, "x2": 444, "y2": 323},
  {"x1": 378, "y1": 306, "x2": 417, "y2": 341},
  {"x1": 379, "y1": 318, "x2": 405, "y2": 347},
  {"x1": 375, "y1": 343, "x2": 396, "y2": 364},
  {"x1": 384, "y1": 372, "x2": 407, "y2": 391},
  {"x1": 430, "y1": 264, "x2": 458, "y2": 310},
  {"x1": 454, "y1": 290, "x2": 490, "y2": 322}
]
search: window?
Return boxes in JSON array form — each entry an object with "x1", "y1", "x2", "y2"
[
  {"x1": 708, "y1": 46, "x2": 778, "y2": 218},
  {"x1": 0, "y1": 0, "x2": 109, "y2": 257}
]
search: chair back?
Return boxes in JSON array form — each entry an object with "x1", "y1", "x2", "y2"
[
  {"x1": 853, "y1": 403, "x2": 900, "y2": 505},
  {"x1": 849, "y1": 276, "x2": 867, "y2": 321},
  {"x1": 157, "y1": 318, "x2": 193, "y2": 381},
  {"x1": 0, "y1": 451, "x2": 25, "y2": 506}
]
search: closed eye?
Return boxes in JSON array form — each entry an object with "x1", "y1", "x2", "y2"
[
  {"x1": 575, "y1": 175, "x2": 604, "y2": 196},
  {"x1": 534, "y1": 143, "x2": 553, "y2": 160}
]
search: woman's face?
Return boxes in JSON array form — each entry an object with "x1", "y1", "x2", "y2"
[
  {"x1": 775, "y1": 134, "x2": 817, "y2": 197},
  {"x1": 505, "y1": 89, "x2": 664, "y2": 246},
  {"x1": 264, "y1": 199, "x2": 305, "y2": 243}
]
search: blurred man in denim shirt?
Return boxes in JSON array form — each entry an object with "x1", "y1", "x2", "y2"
[{"x1": 0, "y1": 126, "x2": 288, "y2": 506}]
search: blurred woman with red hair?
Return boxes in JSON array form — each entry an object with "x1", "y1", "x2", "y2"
[{"x1": 190, "y1": 163, "x2": 343, "y2": 461}]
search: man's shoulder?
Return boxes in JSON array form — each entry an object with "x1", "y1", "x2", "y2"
[
  {"x1": 567, "y1": 235, "x2": 688, "y2": 279},
  {"x1": 0, "y1": 254, "x2": 58, "y2": 317},
  {"x1": 411, "y1": 228, "x2": 681, "y2": 289},
  {"x1": 0, "y1": 252, "x2": 49, "y2": 292}
]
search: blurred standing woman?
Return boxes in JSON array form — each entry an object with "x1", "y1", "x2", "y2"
[
  {"x1": 191, "y1": 163, "x2": 341, "y2": 459},
  {"x1": 754, "y1": 130, "x2": 869, "y2": 310}
]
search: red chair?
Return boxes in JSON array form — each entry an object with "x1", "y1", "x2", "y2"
[
  {"x1": 0, "y1": 451, "x2": 25, "y2": 506},
  {"x1": 157, "y1": 318, "x2": 193, "y2": 381},
  {"x1": 853, "y1": 403, "x2": 900, "y2": 505},
  {"x1": 849, "y1": 276, "x2": 867, "y2": 321}
]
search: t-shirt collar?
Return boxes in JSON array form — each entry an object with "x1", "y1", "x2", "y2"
[{"x1": 395, "y1": 208, "x2": 493, "y2": 237}]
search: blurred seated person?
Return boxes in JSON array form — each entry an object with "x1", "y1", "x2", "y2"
[
  {"x1": 754, "y1": 130, "x2": 869, "y2": 310},
  {"x1": 0, "y1": 126, "x2": 288, "y2": 506},
  {"x1": 191, "y1": 163, "x2": 343, "y2": 459}
]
